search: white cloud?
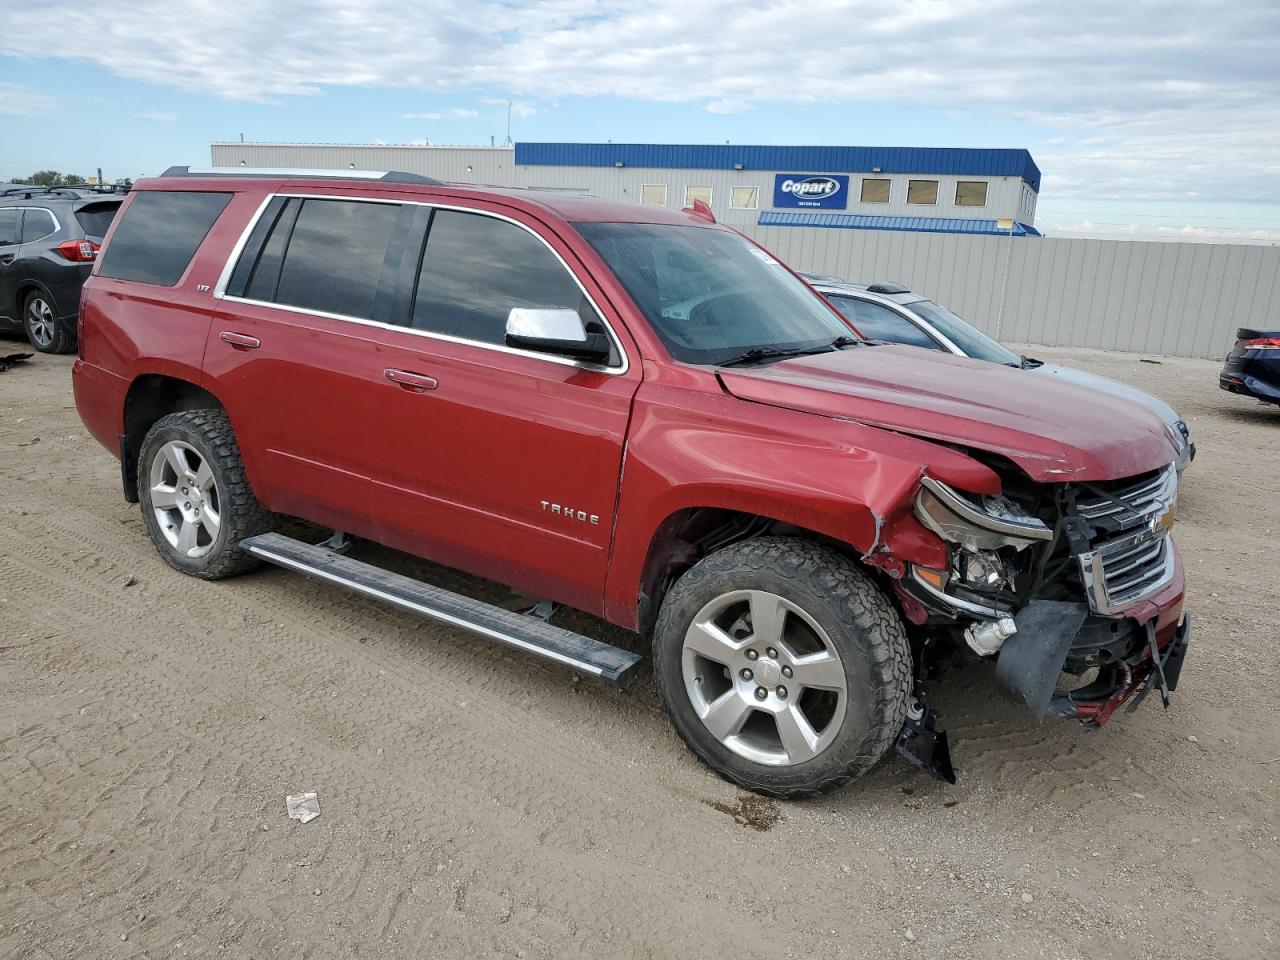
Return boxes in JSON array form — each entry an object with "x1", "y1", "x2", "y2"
[
  {"x1": 2, "y1": 2, "x2": 1277, "y2": 203},
  {"x1": 402, "y1": 107, "x2": 478, "y2": 120},
  {"x1": 131, "y1": 109, "x2": 177, "y2": 122},
  {"x1": 1039, "y1": 218, "x2": 1280, "y2": 245},
  {"x1": 0, "y1": 82, "x2": 55, "y2": 115},
  {"x1": 481, "y1": 98, "x2": 537, "y2": 118}
]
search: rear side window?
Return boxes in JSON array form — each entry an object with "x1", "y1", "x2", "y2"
[
  {"x1": 21, "y1": 209, "x2": 58, "y2": 243},
  {"x1": 272, "y1": 199, "x2": 400, "y2": 319},
  {"x1": 0, "y1": 209, "x2": 18, "y2": 246},
  {"x1": 74, "y1": 202, "x2": 121, "y2": 239},
  {"x1": 412, "y1": 210, "x2": 590, "y2": 346},
  {"x1": 98, "y1": 191, "x2": 231, "y2": 286}
]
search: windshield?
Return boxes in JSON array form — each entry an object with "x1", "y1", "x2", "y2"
[
  {"x1": 908, "y1": 300, "x2": 1021, "y2": 365},
  {"x1": 574, "y1": 222, "x2": 851, "y2": 365}
]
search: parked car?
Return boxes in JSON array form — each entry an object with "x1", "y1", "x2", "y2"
[
  {"x1": 72, "y1": 168, "x2": 1190, "y2": 796},
  {"x1": 1219, "y1": 328, "x2": 1280, "y2": 406},
  {"x1": 0, "y1": 187, "x2": 123, "y2": 353},
  {"x1": 803, "y1": 275, "x2": 1196, "y2": 472}
]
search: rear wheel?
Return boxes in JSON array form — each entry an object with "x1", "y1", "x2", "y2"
[
  {"x1": 22, "y1": 291, "x2": 73, "y2": 354},
  {"x1": 653, "y1": 537, "x2": 912, "y2": 798},
  {"x1": 138, "y1": 409, "x2": 273, "y2": 579}
]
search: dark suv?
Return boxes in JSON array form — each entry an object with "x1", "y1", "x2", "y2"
[{"x1": 0, "y1": 187, "x2": 123, "y2": 353}]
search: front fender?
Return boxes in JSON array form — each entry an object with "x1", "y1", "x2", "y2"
[{"x1": 602, "y1": 384, "x2": 998, "y2": 628}]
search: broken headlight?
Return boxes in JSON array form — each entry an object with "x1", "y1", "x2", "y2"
[{"x1": 910, "y1": 477, "x2": 1053, "y2": 619}]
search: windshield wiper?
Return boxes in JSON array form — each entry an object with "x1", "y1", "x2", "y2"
[
  {"x1": 1020, "y1": 355, "x2": 1044, "y2": 369},
  {"x1": 830, "y1": 335, "x2": 860, "y2": 349},
  {"x1": 720, "y1": 345, "x2": 822, "y2": 367}
]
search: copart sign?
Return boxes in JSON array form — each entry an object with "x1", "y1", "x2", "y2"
[{"x1": 773, "y1": 174, "x2": 849, "y2": 209}]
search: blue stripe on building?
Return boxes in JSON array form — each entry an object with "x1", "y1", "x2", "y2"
[
  {"x1": 514, "y1": 142, "x2": 1041, "y2": 193},
  {"x1": 757, "y1": 211, "x2": 1042, "y2": 237}
]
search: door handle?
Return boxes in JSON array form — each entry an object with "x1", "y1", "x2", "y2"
[
  {"x1": 220, "y1": 331, "x2": 261, "y2": 350},
  {"x1": 384, "y1": 369, "x2": 438, "y2": 391}
]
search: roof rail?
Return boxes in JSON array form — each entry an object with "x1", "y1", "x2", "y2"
[
  {"x1": 1, "y1": 186, "x2": 89, "y2": 199},
  {"x1": 160, "y1": 166, "x2": 445, "y2": 185}
]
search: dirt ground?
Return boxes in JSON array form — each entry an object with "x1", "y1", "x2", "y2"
[{"x1": 2, "y1": 342, "x2": 1277, "y2": 960}]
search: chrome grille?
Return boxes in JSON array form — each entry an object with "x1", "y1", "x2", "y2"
[{"x1": 1074, "y1": 466, "x2": 1178, "y2": 615}]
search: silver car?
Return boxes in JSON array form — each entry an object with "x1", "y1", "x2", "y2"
[{"x1": 803, "y1": 275, "x2": 1195, "y2": 473}]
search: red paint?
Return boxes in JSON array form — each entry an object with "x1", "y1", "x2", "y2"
[{"x1": 74, "y1": 172, "x2": 1186, "y2": 642}]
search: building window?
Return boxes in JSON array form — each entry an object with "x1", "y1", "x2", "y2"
[
  {"x1": 729, "y1": 186, "x2": 759, "y2": 210},
  {"x1": 907, "y1": 179, "x2": 938, "y2": 205},
  {"x1": 641, "y1": 184, "x2": 667, "y2": 206},
  {"x1": 685, "y1": 185, "x2": 712, "y2": 208},
  {"x1": 860, "y1": 178, "x2": 891, "y2": 204},
  {"x1": 955, "y1": 181, "x2": 988, "y2": 207}
]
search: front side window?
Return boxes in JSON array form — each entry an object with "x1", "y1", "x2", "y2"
[
  {"x1": 827, "y1": 296, "x2": 941, "y2": 350},
  {"x1": 860, "y1": 179, "x2": 891, "y2": 204},
  {"x1": 272, "y1": 198, "x2": 401, "y2": 319},
  {"x1": 21, "y1": 209, "x2": 58, "y2": 243},
  {"x1": 955, "y1": 181, "x2": 988, "y2": 207},
  {"x1": 97, "y1": 191, "x2": 232, "y2": 286},
  {"x1": 0, "y1": 209, "x2": 19, "y2": 246},
  {"x1": 641, "y1": 184, "x2": 667, "y2": 206},
  {"x1": 684, "y1": 186, "x2": 712, "y2": 208},
  {"x1": 575, "y1": 222, "x2": 851, "y2": 366},
  {"x1": 907, "y1": 180, "x2": 938, "y2": 204},
  {"x1": 412, "y1": 209, "x2": 605, "y2": 355},
  {"x1": 730, "y1": 186, "x2": 759, "y2": 210}
]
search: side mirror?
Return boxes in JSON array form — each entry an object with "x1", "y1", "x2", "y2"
[{"x1": 505, "y1": 308, "x2": 611, "y2": 363}]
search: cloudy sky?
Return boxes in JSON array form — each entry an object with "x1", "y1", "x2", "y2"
[{"x1": 3, "y1": 0, "x2": 1278, "y2": 242}]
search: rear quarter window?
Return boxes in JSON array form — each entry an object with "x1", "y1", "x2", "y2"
[
  {"x1": 74, "y1": 201, "x2": 122, "y2": 240},
  {"x1": 97, "y1": 191, "x2": 232, "y2": 286}
]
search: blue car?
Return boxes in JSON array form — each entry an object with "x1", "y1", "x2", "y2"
[{"x1": 1219, "y1": 328, "x2": 1280, "y2": 406}]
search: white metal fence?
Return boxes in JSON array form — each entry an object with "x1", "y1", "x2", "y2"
[{"x1": 740, "y1": 226, "x2": 1280, "y2": 359}]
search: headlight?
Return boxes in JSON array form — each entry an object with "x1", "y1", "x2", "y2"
[{"x1": 914, "y1": 476, "x2": 1052, "y2": 553}]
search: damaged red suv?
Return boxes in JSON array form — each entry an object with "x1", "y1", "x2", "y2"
[{"x1": 73, "y1": 167, "x2": 1189, "y2": 796}]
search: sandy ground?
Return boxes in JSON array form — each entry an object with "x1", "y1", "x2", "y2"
[{"x1": 1, "y1": 342, "x2": 1278, "y2": 960}]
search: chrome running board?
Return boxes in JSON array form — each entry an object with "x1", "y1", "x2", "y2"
[{"x1": 240, "y1": 532, "x2": 643, "y2": 686}]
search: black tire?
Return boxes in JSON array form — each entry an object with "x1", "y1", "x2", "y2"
[
  {"x1": 23, "y1": 290, "x2": 74, "y2": 354},
  {"x1": 137, "y1": 409, "x2": 273, "y2": 579},
  {"x1": 653, "y1": 537, "x2": 911, "y2": 798}
]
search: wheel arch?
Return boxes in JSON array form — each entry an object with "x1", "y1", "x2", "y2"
[
  {"x1": 628, "y1": 505, "x2": 871, "y2": 636},
  {"x1": 121, "y1": 374, "x2": 226, "y2": 502}
]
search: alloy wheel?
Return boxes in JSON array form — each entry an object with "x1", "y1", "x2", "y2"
[
  {"x1": 149, "y1": 440, "x2": 221, "y2": 559},
  {"x1": 681, "y1": 589, "x2": 848, "y2": 766},
  {"x1": 26, "y1": 297, "x2": 55, "y2": 348}
]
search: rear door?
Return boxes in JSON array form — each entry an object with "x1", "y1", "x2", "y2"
[
  {"x1": 205, "y1": 193, "x2": 413, "y2": 535},
  {"x1": 364, "y1": 202, "x2": 640, "y2": 612}
]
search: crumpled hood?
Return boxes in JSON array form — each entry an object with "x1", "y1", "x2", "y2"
[{"x1": 718, "y1": 345, "x2": 1179, "y2": 482}]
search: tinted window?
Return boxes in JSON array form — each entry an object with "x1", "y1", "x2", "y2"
[
  {"x1": 274, "y1": 198, "x2": 399, "y2": 319},
  {"x1": 412, "y1": 210, "x2": 592, "y2": 348},
  {"x1": 20, "y1": 209, "x2": 58, "y2": 243},
  {"x1": 0, "y1": 209, "x2": 18, "y2": 246},
  {"x1": 828, "y1": 297, "x2": 942, "y2": 350},
  {"x1": 98, "y1": 191, "x2": 231, "y2": 285},
  {"x1": 243, "y1": 199, "x2": 301, "y2": 302},
  {"x1": 74, "y1": 202, "x2": 121, "y2": 239}
]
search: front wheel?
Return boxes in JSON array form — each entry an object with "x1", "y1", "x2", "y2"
[{"x1": 653, "y1": 537, "x2": 912, "y2": 798}]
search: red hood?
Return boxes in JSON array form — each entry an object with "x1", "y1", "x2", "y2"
[{"x1": 718, "y1": 345, "x2": 1179, "y2": 482}]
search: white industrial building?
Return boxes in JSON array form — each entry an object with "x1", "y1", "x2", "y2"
[{"x1": 209, "y1": 141, "x2": 1041, "y2": 237}]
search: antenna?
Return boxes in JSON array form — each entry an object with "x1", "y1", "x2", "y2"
[{"x1": 503, "y1": 100, "x2": 513, "y2": 146}]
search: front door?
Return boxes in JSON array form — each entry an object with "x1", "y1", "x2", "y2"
[{"x1": 366, "y1": 203, "x2": 640, "y2": 614}]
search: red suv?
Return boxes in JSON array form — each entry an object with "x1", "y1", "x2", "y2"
[{"x1": 73, "y1": 167, "x2": 1190, "y2": 796}]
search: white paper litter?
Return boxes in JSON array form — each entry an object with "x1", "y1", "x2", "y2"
[{"x1": 286, "y1": 792, "x2": 321, "y2": 824}]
